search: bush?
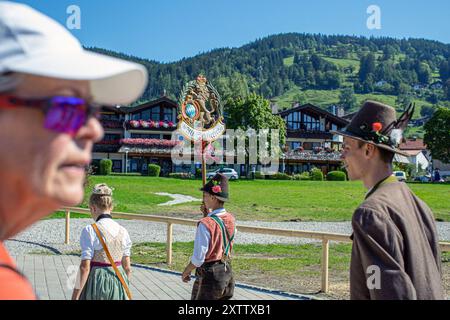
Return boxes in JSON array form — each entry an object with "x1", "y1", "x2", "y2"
[
  {"x1": 327, "y1": 171, "x2": 347, "y2": 181},
  {"x1": 310, "y1": 168, "x2": 324, "y2": 181},
  {"x1": 99, "y1": 159, "x2": 112, "y2": 175},
  {"x1": 195, "y1": 168, "x2": 202, "y2": 178},
  {"x1": 169, "y1": 172, "x2": 193, "y2": 179},
  {"x1": 293, "y1": 172, "x2": 311, "y2": 180},
  {"x1": 147, "y1": 164, "x2": 161, "y2": 177}
]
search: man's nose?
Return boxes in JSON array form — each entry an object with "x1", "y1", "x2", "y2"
[{"x1": 75, "y1": 117, "x2": 104, "y2": 143}]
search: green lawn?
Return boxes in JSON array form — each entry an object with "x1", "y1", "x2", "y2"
[
  {"x1": 132, "y1": 241, "x2": 353, "y2": 297},
  {"x1": 54, "y1": 176, "x2": 450, "y2": 222},
  {"x1": 131, "y1": 241, "x2": 449, "y2": 298}
]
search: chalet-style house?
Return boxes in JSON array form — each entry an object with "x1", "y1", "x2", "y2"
[
  {"x1": 276, "y1": 103, "x2": 349, "y2": 174},
  {"x1": 93, "y1": 96, "x2": 182, "y2": 176}
]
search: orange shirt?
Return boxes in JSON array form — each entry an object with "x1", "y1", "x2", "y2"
[{"x1": 0, "y1": 242, "x2": 36, "y2": 300}]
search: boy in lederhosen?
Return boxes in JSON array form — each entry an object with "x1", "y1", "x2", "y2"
[{"x1": 181, "y1": 173, "x2": 236, "y2": 300}]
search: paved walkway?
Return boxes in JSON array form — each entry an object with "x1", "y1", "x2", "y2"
[{"x1": 12, "y1": 254, "x2": 310, "y2": 300}]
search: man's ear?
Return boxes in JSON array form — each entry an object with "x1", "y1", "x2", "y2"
[{"x1": 365, "y1": 143, "x2": 376, "y2": 157}]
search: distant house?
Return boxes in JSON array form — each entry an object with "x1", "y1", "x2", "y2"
[
  {"x1": 399, "y1": 138, "x2": 430, "y2": 172},
  {"x1": 277, "y1": 103, "x2": 349, "y2": 174},
  {"x1": 375, "y1": 80, "x2": 387, "y2": 87},
  {"x1": 412, "y1": 84, "x2": 426, "y2": 91},
  {"x1": 93, "y1": 96, "x2": 181, "y2": 175},
  {"x1": 429, "y1": 80, "x2": 443, "y2": 90}
]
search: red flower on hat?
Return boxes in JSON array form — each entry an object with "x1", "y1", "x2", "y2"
[
  {"x1": 212, "y1": 185, "x2": 222, "y2": 194},
  {"x1": 372, "y1": 122, "x2": 383, "y2": 132}
]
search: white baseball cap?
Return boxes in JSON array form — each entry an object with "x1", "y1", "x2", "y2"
[{"x1": 0, "y1": 1, "x2": 148, "y2": 105}]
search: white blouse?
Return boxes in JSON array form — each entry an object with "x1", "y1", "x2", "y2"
[{"x1": 80, "y1": 218, "x2": 132, "y2": 261}]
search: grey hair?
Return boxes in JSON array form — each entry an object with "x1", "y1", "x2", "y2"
[{"x1": 0, "y1": 72, "x2": 24, "y2": 93}]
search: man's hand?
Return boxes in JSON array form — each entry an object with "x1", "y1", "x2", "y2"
[
  {"x1": 181, "y1": 270, "x2": 191, "y2": 283},
  {"x1": 182, "y1": 262, "x2": 196, "y2": 283}
]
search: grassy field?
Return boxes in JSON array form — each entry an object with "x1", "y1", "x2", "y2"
[
  {"x1": 130, "y1": 241, "x2": 449, "y2": 299},
  {"x1": 52, "y1": 176, "x2": 450, "y2": 222}
]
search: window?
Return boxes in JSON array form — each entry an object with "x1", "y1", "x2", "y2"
[
  {"x1": 163, "y1": 108, "x2": 173, "y2": 122},
  {"x1": 132, "y1": 112, "x2": 141, "y2": 120},
  {"x1": 290, "y1": 141, "x2": 302, "y2": 150},
  {"x1": 303, "y1": 113, "x2": 320, "y2": 131},
  {"x1": 101, "y1": 113, "x2": 121, "y2": 121},
  {"x1": 286, "y1": 112, "x2": 301, "y2": 130},
  {"x1": 151, "y1": 106, "x2": 160, "y2": 121},
  {"x1": 112, "y1": 160, "x2": 122, "y2": 173},
  {"x1": 141, "y1": 109, "x2": 151, "y2": 120},
  {"x1": 104, "y1": 133, "x2": 121, "y2": 141}
]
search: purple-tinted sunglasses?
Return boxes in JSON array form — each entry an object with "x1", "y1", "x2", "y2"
[{"x1": 0, "y1": 95, "x2": 101, "y2": 136}]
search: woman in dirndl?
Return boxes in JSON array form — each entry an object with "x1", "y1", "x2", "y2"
[{"x1": 71, "y1": 183, "x2": 133, "y2": 300}]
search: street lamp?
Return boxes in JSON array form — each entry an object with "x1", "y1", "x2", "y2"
[{"x1": 123, "y1": 147, "x2": 130, "y2": 174}]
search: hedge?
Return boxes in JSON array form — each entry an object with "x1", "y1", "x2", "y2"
[
  {"x1": 148, "y1": 164, "x2": 161, "y2": 177},
  {"x1": 310, "y1": 168, "x2": 324, "y2": 181},
  {"x1": 327, "y1": 171, "x2": 347, "y2": 181},
  {"x1": 99, "y1": 159, "x2": 112, "y2": 175}
]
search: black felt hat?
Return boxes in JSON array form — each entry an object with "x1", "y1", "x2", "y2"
[
  {"x1": 330, "y1": 100, "x2": 414, "y2": 157},
  {"x1": 200, "y1": 173, "x2": 229, "y2": 201}
]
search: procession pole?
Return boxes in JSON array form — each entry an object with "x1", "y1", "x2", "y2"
[{"x1": 202, "y1": 141, "x2": 207, "y2": 187}]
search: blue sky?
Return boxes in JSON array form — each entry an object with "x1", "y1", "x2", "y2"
[{"x1": 13, "y1": 0, "x2": 450, "y2": 63}]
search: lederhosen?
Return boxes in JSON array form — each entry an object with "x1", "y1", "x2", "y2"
[{"x1": 191, "y1": 214, "x2": 236, "y2": 300}]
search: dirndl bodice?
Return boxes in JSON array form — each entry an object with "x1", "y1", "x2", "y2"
[{"x1": 91, "y1": 223, "x2": 125, "y2": 264}]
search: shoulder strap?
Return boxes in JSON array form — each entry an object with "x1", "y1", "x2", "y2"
[
  {"x1": 210, "y1": 215, "x2": 235, "y2": 257},
  {"x1": 92, "y1": 223, "x2": 132, "y2": 300}
]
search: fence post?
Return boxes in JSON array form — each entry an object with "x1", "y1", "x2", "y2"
[
  {"x1": 321, "y1": 238, "x2": 329, "y2": 293},
  {"x1": 65, "y1": 209, "x2": 70, "y2": 245},
  {"x1": 166, "y1": 222, "x2": 173, "y2": 265}
]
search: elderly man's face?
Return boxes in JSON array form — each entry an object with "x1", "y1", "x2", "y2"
[{"x1": 0, "y1": 75, "x2": 103, "y2": 237}]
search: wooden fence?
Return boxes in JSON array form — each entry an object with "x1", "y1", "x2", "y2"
[{"x1": 62, "y1": 207, "x2": 450, "y2": 293}]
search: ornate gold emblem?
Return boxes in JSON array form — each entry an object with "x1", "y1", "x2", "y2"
[{"x1": 178, "y1": 74, "x2": 225, "y2": 142}]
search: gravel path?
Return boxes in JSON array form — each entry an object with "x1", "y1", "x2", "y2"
[{"x1": 5, "y1": 218, "x2": 450, "y2": 256}]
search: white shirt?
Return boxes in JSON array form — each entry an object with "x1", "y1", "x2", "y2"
[
  {"x1": 191, "y1": 208, "x2": 232, "y2": 267},
  {"x1": 80, "y1": 217, "x2": 132, "y2": 261}
]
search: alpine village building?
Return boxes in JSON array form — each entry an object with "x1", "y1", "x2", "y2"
[{"x1": 93, "y1": 97, "x2": 349, "y2": 176}]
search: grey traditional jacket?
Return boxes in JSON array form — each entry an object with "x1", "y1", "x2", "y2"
[{"x1": 350, "y1": 176, "x2": 445, "y2": 300}]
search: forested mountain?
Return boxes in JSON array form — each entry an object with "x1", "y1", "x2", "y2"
[{"x1": 88, "y1": 32, "x2": 450, "y2": 113}]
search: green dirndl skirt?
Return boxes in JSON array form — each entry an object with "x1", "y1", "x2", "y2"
[{"x1": 79, "y1": 266, "x2": 129, "y2": 300}]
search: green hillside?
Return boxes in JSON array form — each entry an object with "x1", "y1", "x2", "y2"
[{"x1": 89, "y1": 32, "x2": 450, "y2": 138}]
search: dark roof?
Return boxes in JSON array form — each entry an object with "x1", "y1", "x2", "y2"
[
  {"x1": 128, "y1": 96, "x2": 178, "y2": 113},
  {"x1": 277, "y1": 103, "x2": 349, "y2": 126}
]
